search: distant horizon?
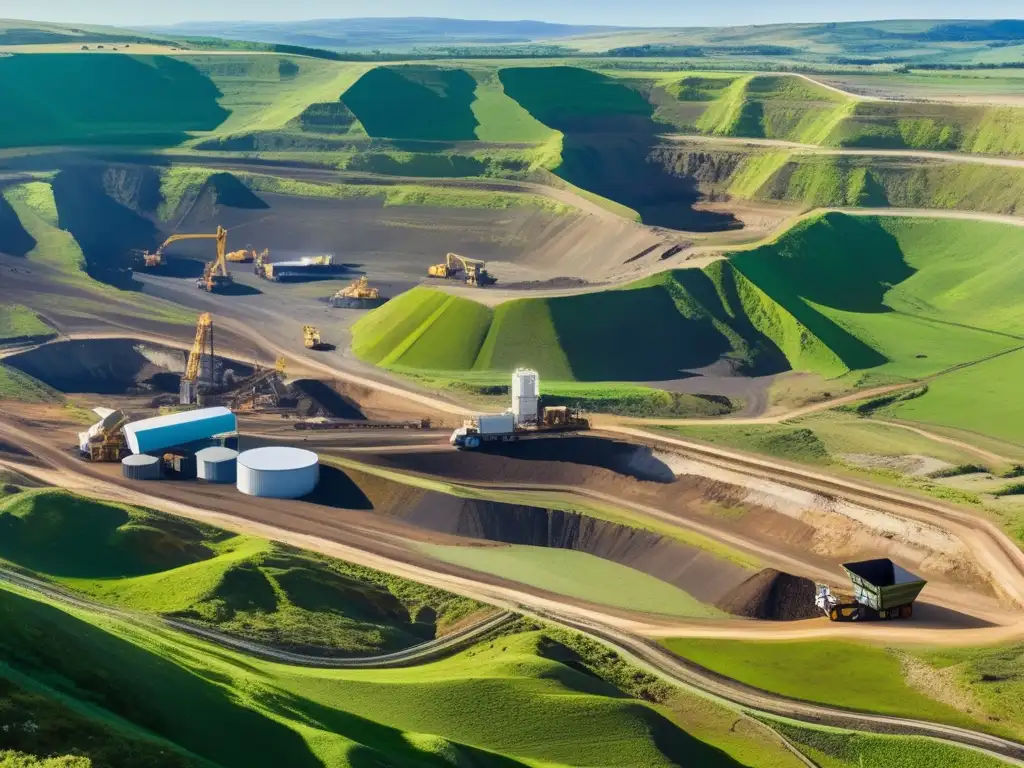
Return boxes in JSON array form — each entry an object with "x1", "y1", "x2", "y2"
[{"x1": 3, "y1": 0, "x2": 1021, "y2": 30}]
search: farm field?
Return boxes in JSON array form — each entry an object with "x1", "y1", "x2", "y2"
[{"x1": 419, "y1": 542, "x2": 727, "y2": 618}]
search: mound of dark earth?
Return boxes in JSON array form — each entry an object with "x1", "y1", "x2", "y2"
[{"x1": 715, "y1": 568, "x2": 819, "y2": 620}]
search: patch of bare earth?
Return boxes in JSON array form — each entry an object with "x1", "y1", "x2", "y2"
[{"x1": 895, "y1": 651, "x2": 988, "y2": 720}]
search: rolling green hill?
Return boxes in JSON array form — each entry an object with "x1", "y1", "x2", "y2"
[
  {"x1": 0, "y1": 489, "x2": 482, "y2": 653},
  {"x1": 353, "y1": 213, "x2": 1024, "y2": 389}
]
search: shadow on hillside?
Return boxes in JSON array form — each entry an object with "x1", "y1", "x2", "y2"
[
  {"x1": 342, "y1": 66, "x2": 480, "y2": 141},
  {"x1": 0, "y1": 194, "x2": 36, "y2": 257},
  {"x1": 304, "y1": 466, "x2": 374, "y2": 510},
  {"x1": 51, "y1": 166, "x2": 161, "y2": 287},
  {"x1": 500, "y1": 66, "x2": 741, "y2": 232},
  {"x1": 731, "y1": 214, "x2": 914, "y2": 371},
  {"x1": 0, "y1": 589, "x2": 323, "y2": 767}
]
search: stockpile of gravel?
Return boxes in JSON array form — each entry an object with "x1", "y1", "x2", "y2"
[{"x1": 715, "y1": 568, "x2": 820, "y2": 620}]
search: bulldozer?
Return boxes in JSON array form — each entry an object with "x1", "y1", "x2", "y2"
[
  {"x1": 427, "y1": 253, "x2": 493, "y2": 287},
  {"x1": 303, "y1": 325, "x2": 327, "y2": 351},
  {"x1": 331, "y1": 276, "x2": 382, "y2": 308}
]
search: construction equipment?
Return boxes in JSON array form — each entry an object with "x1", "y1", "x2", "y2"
[
  {"x1": 226, "y1": 247, "x2": 267, "y2": 264},
  {"x1": 78, "y1": 408, "x2": 129, "y2": 462},
  {"x1": 815, "y1": 559, "x2": 927, "y2": 622},
  {"x1": 141, "y1": 227, "x2": 230, "y2": 282},
  {"x1": 229, "y1": 357, "x2": 287, "y2": 411},
  {"x1": 303, "y1": 325, "x2": 327, "y2": 351},
  {"x1": 331, "y1": 276, "x2": 383, "y2": 308},
  {"x1": 450, "y1": 369, "x2": 588, "y2": 450},
  {"x1": 181, "y1": 312, "x2": 215, "y2": 405},
  {"x1": 427, "y1": 253, "x2": 494, "y2": 287}
]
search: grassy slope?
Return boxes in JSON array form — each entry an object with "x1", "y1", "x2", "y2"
[
  {"x1": 0, "y1": 489, "x2": 482, "y2": 653},
  {"x1": 0, "y1": 54, "x2": 228, "y2": 148},
  {"x1": 0, "y1": 307, "x2": 53, "y2": 344},
  {"x1": 0, "y1": 582, "x2": 764, "y2": 768},
  {"x1": 663, "y1": 638, "x2": 979, "y2": 730},
  {"x1": 2, "y1": 181, "x2": 192, "y2": 325},
  {"x1": 352, "y1": 215, "x2": 1023, "y2": 398},
  {"x1": 732, "y1": 149, "x2": 1024, "y2": 217},
  {"x1": 884, "y1": 349, "x2": 1024, "y2": 448},
  {"x1": 419, "y1": 543, "x2": 726, "y2": 619}
]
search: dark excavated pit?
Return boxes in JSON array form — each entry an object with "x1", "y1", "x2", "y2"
[{"x1": 4, "y1": 338, "x2": 253, "y2": 395}]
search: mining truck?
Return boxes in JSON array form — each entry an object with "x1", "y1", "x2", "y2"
[{"x1": 816, "y1": 558, "x2": 927, "y2": 621}]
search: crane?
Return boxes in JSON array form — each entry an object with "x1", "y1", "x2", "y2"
[
  {"x1": 141, "y1": 227, "x2": 234, "y2": 292},
  {"x1": 181, "y1": 312, "x2": 214, "y2": 405},
  {"x1": 427, "y1": 253, "x2": 493, "y2": 287}
]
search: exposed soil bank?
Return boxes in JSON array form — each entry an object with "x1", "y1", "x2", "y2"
[
  {"x1": 4, "y1": 338, "x2": 252, "y2": 395},
  {"x1": 329, "y1": 465, "x2": 753, "y2": 608}
]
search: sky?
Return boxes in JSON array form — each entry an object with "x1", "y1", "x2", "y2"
[{"x1": 4, "y1": 0, "x2": 1021, "y2": 28}]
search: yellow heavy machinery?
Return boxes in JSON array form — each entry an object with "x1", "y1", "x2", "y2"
[
  {"x1": 427, "y1": 253, "x2": 493, "y2": 287},
  {"x1": 331, "y1": 276, "x2": 382, "y2": 308},
  {"x1": 226, "y1": 247, "x2": 267, "y2": 264},
  {"x1": 78, "y1": 408, "x2": 129, "y2": 461},
  {"x1": 181, "y1": 312, "x2": 215, "y2": 404},
  {"x1": 303, "y1": 325, "x2": 327, "y2": 351}
]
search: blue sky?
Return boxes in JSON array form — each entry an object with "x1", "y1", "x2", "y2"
[{"x1": 5, "y1": 0, "x2": 1020, "y2": 27}]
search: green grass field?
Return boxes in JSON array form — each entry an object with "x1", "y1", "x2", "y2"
[
  {"x1": 663, "y1": 638, "x2": 979, "y2": 729},
  {"x1": 0, "y1": 489, "x2": 482, "y2": 653},
  {"x1": 420, "y1": 543, "x2": 726, "y2": 619},
  {"x1": 0, "y1": 574, "x2": 792, "y2": 768},
  {"x1": 0, "y1": 307, "x2": 53, "y2": 345}
]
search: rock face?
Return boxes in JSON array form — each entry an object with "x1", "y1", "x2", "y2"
[{"x1": 714, "y1": 568, "x2": 820, "y2": 620}]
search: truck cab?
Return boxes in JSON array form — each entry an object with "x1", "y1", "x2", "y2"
[{"x1": 450, "y1": 426, "x2": 482, "y2": 450}]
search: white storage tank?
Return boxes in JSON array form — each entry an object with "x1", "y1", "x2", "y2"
[
  {"x1": 512, "y1": 368, "x2": 539, "y2": 425},
  {"x1": 236, "y1": 447, "x2": 319, "y2": 499},
  {"x1": 196, "y1": 446, "x2": 238, "y2": 484},
  {"x1": 122, "y1": 454, "x2": 162, "y2": 481}
]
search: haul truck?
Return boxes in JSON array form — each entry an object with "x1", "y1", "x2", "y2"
[{"x1": 815, "y1": 558, "x2": 927, "y2": 621}]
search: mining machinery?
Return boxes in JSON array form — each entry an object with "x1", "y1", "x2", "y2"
[
  {"x1": 226, "y1": 247, "x2": 267, "y2": 264},
  {"x1": 78, "y1": 408, "x2": 129, "y2": 462},
  {"x1": 181, "y1": 312, "x2": 215, "y2": 405},
  {"x1": 427, "y1": 253, "x2": 494, "y2": 287},
  {"x1": 303, "y1": 325, "x2": 327, "y2": 351},
  {"x1": 331, "y1": 276, "x2": 382, "y2": 308}
]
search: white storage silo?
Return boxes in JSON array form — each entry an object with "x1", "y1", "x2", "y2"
[
  {"x1": 511, "y1": 368, "x2": 539, "y2": 425},
  {"x1": 236, "y1": 447, "x2": 319, "y2": 499},
  {"x1": 196, "y1": 447, "x2": 238, "y2": 484}
]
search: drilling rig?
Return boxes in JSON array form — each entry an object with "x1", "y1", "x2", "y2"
[{"x1": 181, "y1": 312, "x2": 216, "y2": 405}]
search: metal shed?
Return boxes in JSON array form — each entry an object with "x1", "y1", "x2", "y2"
[
  {"x1": 236, "y1": 446, "x2": 319, "y2": 499},
  {"x1": 122, "y1": 454, "x2": 162, "y2": 481},
  {"x1": 197, "y1": 446, "x2": 238, "y2": 484},
  {"x1": 123, "y1": 407, "x2": 237, "y2": 455}
]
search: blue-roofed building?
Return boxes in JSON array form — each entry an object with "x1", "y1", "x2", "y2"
[{"x1": 123, "y1": 407, "x2": 237, "y2": 455}]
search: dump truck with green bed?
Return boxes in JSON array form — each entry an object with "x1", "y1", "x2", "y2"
[{"x1": 815, "y1": 558, "x2": 927, "y2": 621}]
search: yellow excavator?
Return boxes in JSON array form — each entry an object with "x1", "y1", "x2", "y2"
[
  {"x1": 427, "y1": 253, "x2": 492, "y2": 287},
  {"x1": 142, "y1": 227, "x2": 234, "y2": 292}
]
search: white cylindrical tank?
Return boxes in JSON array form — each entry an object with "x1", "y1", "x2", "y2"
[
  {"x1": 512, "y1": 368, "x2": 539, "y2": 425},
  {"x1": 236, "y1": 447, "x2": 319, "y2": 499},
  {"x1": 196, "y1": 446, "x2": 238, "y2": 484}
]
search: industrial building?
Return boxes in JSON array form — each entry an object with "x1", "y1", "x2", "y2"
[
  {"x1": 196, "y1": 446, "x2": 238, "y2": 484},
  {"x1": 511, "y1": 369, "x2": 539, "y2": 425},
  {"x1": 237, "y1": 446, "x2": 319, "y2": 498},
  {"x1": 123, "y1": 407, "x2": 237, "y2": 455}
]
